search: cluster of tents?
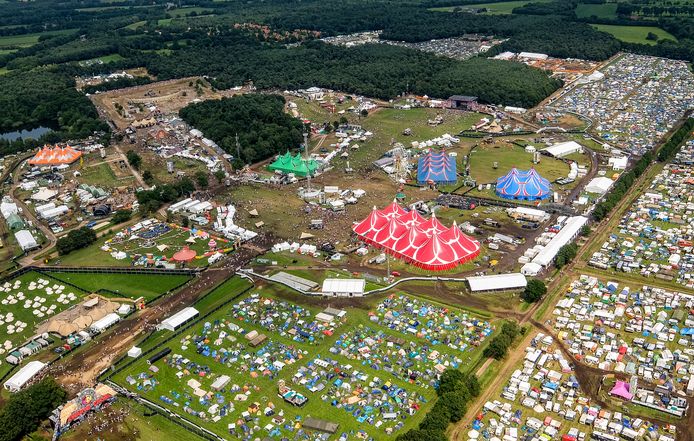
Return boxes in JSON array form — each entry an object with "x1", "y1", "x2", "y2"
[{"x1": 353, "y1": 201, "x2": 480, "y2": 271}]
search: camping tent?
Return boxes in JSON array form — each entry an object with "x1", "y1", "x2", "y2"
[
  {"x1": 353, "y1": 201, "x2": 480, "y2": 271},
  {"x1": 496, "y1": 168, "x2": 551, "y2": 200},
  {"x1": 268, "y1": 152, "x2": 318, "y2": 177},
  {"x1": 417, "y1": 150, "x2": 457, "y2": 185}
]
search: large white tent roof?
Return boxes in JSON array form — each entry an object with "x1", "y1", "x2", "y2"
[
  {"x1": 467, "y1": 273, "x2": 527, "y2": 292},
  {"x1": 158, "y1": 307, "x2": 199, "y2": 331},
  {"x1": 586, "y1": 177, "x2": 614, "y2": 194},
  {"x1": 4, "y1": 361, "x2": 46, "y2": 392},
  {"x1": 541, "y1": 141, "x2": 583, "y2": 158},
  {"x1": 321, "y1": 278, "x2": 365, "y2": 294},
  {"x1": 532, "y1": 216, "x2": 588, "y2": 267}
]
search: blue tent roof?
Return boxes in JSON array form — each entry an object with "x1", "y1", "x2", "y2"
[
  {"x1": 417, "y1": 150, "x2": 457, "y2": 185},
  {"x1": 495, "y1": 168, "x2": 551, "y2": 200}
]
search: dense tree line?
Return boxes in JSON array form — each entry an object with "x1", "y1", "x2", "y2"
[
  {"x1": 593, "y1": 117, "x2": 693, "y2": 221},
  {"x1": 0, "y1": 378, "x2": 67, "y2": 441},
  {"x1": 483, "y1": 321, "x2": 521, "y2": 360},
  {"x1": 658, "y1": 117, "x2": 694, "y2": 162},
  {"x1": 396, "y1": 369, "x2": 481, "y2": 441},
  {"x1": 0, "y1": 69, "x2": 108, "y2": 139},
  {"x1": 56, "y1": 226, "x2": 98, "y2": 255},
  {"x1": 512, "y1": 0, "x2": 579, "y2": 17},
  {"x1": 136, "y1": 177, "x2": 195, "y2": 213},
  {"x1": 82, "y1": 76, "x2": 153, "y2": 94},
  {"x1": 180, "y1": 94, "x2": 305, "y2": 165},
  {"x1": 147, "y1": 36, "x2": 561, "y2": 107}
]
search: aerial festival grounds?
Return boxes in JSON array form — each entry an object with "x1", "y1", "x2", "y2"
[{"x1": 110, "y1": 278, "x2": 497, "y2": 440}]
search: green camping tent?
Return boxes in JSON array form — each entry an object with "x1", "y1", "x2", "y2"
[
  {"x1": 6, "y1": 213, "x2": 24, "y2": 230},
  {"x1": 267, "y1": 152, "x2": 318, "y2": 177}
]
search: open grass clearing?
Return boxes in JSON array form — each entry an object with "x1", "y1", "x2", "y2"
[
  {"x1": 0, "y1": 29, "x2": 75, "y2": 48},
  {"x1": 575, "y1": 3, "x2": 618, "y2": 18},
  {"x1": 47, "y1": 272, "x2": 191, "y2": 301},
  {"x1": 430, "y1": 0, "x2": 551, "y2": 14},
  {"x1": 591, "y1": 24, "x2": 677, "y2": 44}
]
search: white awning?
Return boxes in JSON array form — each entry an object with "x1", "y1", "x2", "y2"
[{"x1": 321, "y1": 278, "x2": 365, "y2": 294}]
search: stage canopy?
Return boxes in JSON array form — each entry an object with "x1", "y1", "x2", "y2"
[
  {"x1": 417, "y1": 150, "x2": 457, "y2": 185},
  {"x1": 172, "y1": 246, "x2": 197, "y2": 262},
  {"x1": 353, "y1": 201, "x2": 480, "y2": 271},
  {"x1": 495, "y1": 168, "x2": 551, "y2": 200},
  {"x1": 267, "y1": 151, "x2": 318, "y2": 177},
  {"x1": 28, "y1": 145, "x2": 82, "y2": 166}
]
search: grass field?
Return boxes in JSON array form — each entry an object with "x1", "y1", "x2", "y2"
[
  {"x1": 167, "y1": 7, "x2": 212, "y2": 17},
  {"x1": 112, "y1": 282, "x2": 497, "y2": 440},
  {"x1": 0, "y1": 29, "x2": 75, "y2": 49},
  {"x1": 468, "y1": 143, "x2": 569, "y2": 184},
  {"x1": 47, "y1": 272, "x2": 191, "y2": 301},
  {"x1": 0, "y1": 272, "x2": 87, "y2": 351},
  {"x1": 78, "y1": 162, "x2": 127, "y2": 187},
  {"x1": 54, "y1": 222, "x2": 229, "y2": 268},
  {"x1": 575, "y1": 3, "x2": 618, "y2": 18},
  {"x1": 591, "y1": 24, "x2": 677, "y2": 44},
  {"x1": 430, "y1": 0, "x2": 551, "y2": 14}
]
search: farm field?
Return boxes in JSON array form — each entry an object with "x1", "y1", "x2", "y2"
[
  {"x1": 590, "y1": 24, "x2": 677, "y2": 44},
  {"x1": 430, "y1": 0, "x2": 551, "y2": 14},
  {"x1": 111, "y1": 283, "x2": 498, "y2": 440},
  {"x1": 47, "y1": 272, "x2": 191, "y2": 301},
  {"x1": 0, "y1": 29, "x2": 75, "y2": 49},
  {"x1": 575, "y1": 3, "x2": 618, "y2": 18}
]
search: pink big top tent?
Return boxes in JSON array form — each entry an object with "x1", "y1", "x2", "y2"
[
  {"x1": 609, "y1": 381, "x2": 633, "y2": 401},
  {"x1": 353, "y1": 201, "x2": 480, "y2": 271}
]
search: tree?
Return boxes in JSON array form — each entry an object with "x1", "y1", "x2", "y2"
[
  {"x1": 439, "y1": 392, "x2": 468, "y2": 422},
  {"x1": 360, "y1": 109, "x2": 369, "y2": 117},
  {"x1": 522, "y1": 279, "x2": 547, "y2": 303},
  {"x1": 142, "y1": 170, "x2": 154, "y2": 185},
  {"x1": 646, "y1": 32, "x2": 659, "y2": 41},
  {"x1": 0, "y1": 378, "x2": 67, "y2": 441},
  {"x1": 580, "y1": 225, "x2": 591, "y2": 237},
  {"x1": 56, "y1": 226, "x2": 97, "y2": 255},
  {"x1": 214, "y1": 169, "x2": 226, "y2": 183},
  {"x1": 195, "y1": 170, "x2": 208, "y2": 188},
  {"x1": 111, "y1": 209, "x2": 132, "y2": 224},
  {"x1": 126, "y1": 150, "x2": 141, "y2": 169}
]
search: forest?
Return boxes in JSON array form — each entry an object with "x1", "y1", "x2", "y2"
[
  {"x1": 144, "y1": 36, "x2": 562, "y2": 107},
  {"x1": 179, "y1": 94, "x2": 305, "y2": 165}
]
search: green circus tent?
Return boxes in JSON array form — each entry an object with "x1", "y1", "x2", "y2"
[{"x1": 267, "y1": 152, "x2": 318, "y2": 177}]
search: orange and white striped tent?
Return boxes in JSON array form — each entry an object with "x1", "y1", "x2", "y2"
[{"x1": 28, "y1": 145, "x2": 82, "y2": 166}]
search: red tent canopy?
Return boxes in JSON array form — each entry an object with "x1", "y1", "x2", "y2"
[
  {"x1": 352, "y1": 202, "x2": 480, "y2": 271},
  {"x1": 173, "y1": 246, "x2": 197, "y2": 262}
]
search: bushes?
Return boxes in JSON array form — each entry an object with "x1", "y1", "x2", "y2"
[
  {"x1": 56, "y1": 226, "x2": 97, "y2": 255},
  {"x1": 396, "y1": 369, "x2": 481, "y2": 441},
  {"x1": 521, "y1": 279, "x2": 547, "y2": 303},
  {"x1": 135, "y1": 177, "x2": 195, "y2": 214},
  {"x1": 0, "y1": 377, "x2": 67, "y2": 441},
  {"x1": 111, "y1": 209, "x2": 132, "y2": 224},
  {"x1": 483, "y1": 321, "x2": 520, "y2": 360}
]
